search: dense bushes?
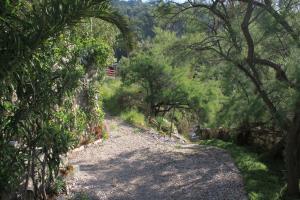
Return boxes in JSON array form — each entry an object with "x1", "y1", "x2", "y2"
[
  {"x1": 119, "y1": 34, "x2": 224, "y2": 129},
  {"x1": 120, "y1": 109, "x2": 146, "y2": 127},
  {"x1": 102, "y1": 79, "x2": 144, "y2": 114},
  {"x1": 0, "y1": 35, "x2": 109, "y2": 198},
  {"x1": 102, "y1": 30, "x2": 225, "y2": 135},
  {"x1": 0, "y1": 0, "x2": 130, "y2": 197}
]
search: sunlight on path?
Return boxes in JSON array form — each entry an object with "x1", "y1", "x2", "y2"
[{"x1": 63, "y1": 117, "x2": 247, "y2": 200}]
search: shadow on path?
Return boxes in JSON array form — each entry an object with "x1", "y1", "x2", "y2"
[{"x1": 70, "y1": 146, "x2": 246, "y2": 200}]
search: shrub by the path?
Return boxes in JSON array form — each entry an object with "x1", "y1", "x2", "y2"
[
  {"x1": 120, "y1": 109, "x2": 146, "y2": 128},
  {"x1": 200, "y1": 139, "x2": 285, "y2": 200}
]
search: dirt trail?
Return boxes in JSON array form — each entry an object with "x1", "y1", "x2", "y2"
[{"x1": 63, "y1": 116, "x2": 247, "y2": 200}]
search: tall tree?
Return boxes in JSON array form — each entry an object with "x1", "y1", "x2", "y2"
[
  {"x1": 160, "y1": 0, "x2": 300, "y2": 196},
  {"x1": 0, "y1": 0, "x2": 132, "y2": 198},
  {"x1": 0, "y1": 0, "x2": 133, "y2": 80}
]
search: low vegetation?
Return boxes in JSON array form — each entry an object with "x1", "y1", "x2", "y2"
[
  {"x1": 201, "y1": 140, "x2": 285, "y2": 200},
  {"x1": 120, "y1": 109, "x2": 146, "y2": 128},
  {"x1": 1, "y1": 0, "x2": 300, "y2": 199}
]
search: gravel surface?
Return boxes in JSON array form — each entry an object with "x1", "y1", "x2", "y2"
[{"x1": 62, "y1": 116, "x2": 247, "y2": 200}]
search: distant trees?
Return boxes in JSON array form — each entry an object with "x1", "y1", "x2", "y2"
[
  {"x1": 159, "y1": 0, "x2": 300, "y2": 196},
  {"x1": 0, "y1": 0, "x2": 131, "y2": 80},
  {"x1": 113, "y1": 0, "x2": 156, "y2": 40},
  {"x1": 112, "y1": 0, "x2": 156, "y2": 60}
]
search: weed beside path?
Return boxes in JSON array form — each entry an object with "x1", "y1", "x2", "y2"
[{"x1": 200, "y1": 140, "x2": 285, "y2": 200}]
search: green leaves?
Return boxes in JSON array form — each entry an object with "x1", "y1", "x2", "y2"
[
  {"x1": 0, "y1": 0, "x2": 130, "y2": 196},
  {"x1": 120, "y1": 28, "x2": 225, "y2": 127},
  {"x1": 0, "y1": 0, "x2": 131, "y2": 80}
]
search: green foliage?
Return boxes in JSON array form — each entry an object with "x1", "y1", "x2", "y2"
[
  {"x1": 102, "y1": 79, "x2": 122, "y2": 114},
  {"x1": 174, "y1": 111, "x2": 190, "y2": 135},
  {"x1": 0, "y1": 33, "x2": 83, "y2": 195},
  {"x1": 0, "y1": 0, "x2": 132, "y2": 80},
  {"x1": 0, "y1": 1, "x2": 130, "y2": 197},
  {"x1": 217, "y1": 86, "x2": 270, "y2": 128},
  {"x1": 120, "y1": 29, "x2": 224, "y2": 127},
  {"x1": 78, "y1": 39, "x2": 112, "y2": 71},
  {"x1": 53, "y1": 177, "x2": 66, "y2": 195},
  {"x1": 72, "y1": 192, "x2": 91, "y2": 200},
  {"x1": 121, "y1": 52, "x2": 173, "y2": 115},
  {"x1": 120, "y1": 109, "x2": 146, "y2": 127},
  {"x1": 102, "y1": 79, "x2": 144, "y2": 115},
  {"x1": 102, "y1": 130, "x2": 109, "y2": 140},
  {"x1": 201, "y1": 140, "x2": 284, "y2": 200},
  {"x1": 153, "y1": 116, "x2": 175, "y2": 134},
  {"x1": 113, "y1": 0, "x2": 155, "y2": 40},
  {"x1": 154, "y1": 116, "x2": 167, "y2": 132},
  {"x1": 0, "y1": 141, "x2": 25, "y2": 195},
  {"x1": 102, "y1": 79, "x2": 122, "y2": 100}
]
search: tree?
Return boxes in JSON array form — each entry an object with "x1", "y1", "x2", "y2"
[
  {"x1": 121, "y1": 52, "x2": 174, "y2": 115},
  {"x1": 0, "y1": 0, "x2": 132, "y2": 198},
  {"x1": 113, "y1": 0, "x2": 156, "y2": 40},
  {"x1": 0, "y1": 0, "x2": 133, "y2": 80},
  {"x1": 159, "y1": 0, "x2": 300, "y2": 196},
  {"x1": 120, "y1": 29, "x2": 224, "y2": 127}
]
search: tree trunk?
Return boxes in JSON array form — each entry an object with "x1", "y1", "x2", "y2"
[
  {"x1": 40, "y1": 151, "x2": 47, "y2": 200},
  {"x1": 170, "y1": 107, "x2": 175, "y2": 137},
  {"x1": 286, "y1": 99, "x2": 300, "y2": 196},
  {"x1": 286, "y1": 127, "x2": 300, "y2": 197},
  {"x1": 260, "y1": 134, "x2": 285, "y2": 160},
  {"x1": 149, "y1": 99, "x2": 156, "y2": 117}
]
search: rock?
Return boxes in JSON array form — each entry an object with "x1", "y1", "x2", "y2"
[
  {"x1": 172, "y1": 133, "x2": 188, "y2": 143},
  {"x1": 93, "y1": 139, "x2": 103, "y2": 145},
  {"x1": 189, "y1": 132, "x2": 200, "y2": 141},
  {"x1": 71, "y1": 146, "x2": 84, "y2": 153}
]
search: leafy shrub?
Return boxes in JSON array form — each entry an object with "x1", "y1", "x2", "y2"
[
  {"x1": 120, "y1": 109, "x2": 146, "y2": 127},
  {"x1": 116, "y1": 85, "x2": 144, "y2": 110},
  {"x1": 175, "y1": 117, "x2": 190, "y2": 135},
  {"x1": 102, "y1": 130, "x2": 109, "y2": 140},
  {"x1": 102, "y1": 79, "x2": 122, "y2": 100},
  {"x1": 52, "y1": 177, "x2": 66, "y2": 195},
  {"x1": 72, "y1": 192, "x2": 91, "y2": 200},
  {"x1": 153, "y1": 116, "x2": 172, "y2": 133},
  {"x1": 102, "y1": 79, "x2": 121, "y2": 114},
  {"x1": 0, "y1": 25, "x2": 110, "y2": 199},
  {"x1": 102, "y1": 79, "x2": 145, "y2": 115}
]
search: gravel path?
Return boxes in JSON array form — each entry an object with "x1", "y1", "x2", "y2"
[{"x1": 63, "y1": 117, "x2": 247, "y2": 200}]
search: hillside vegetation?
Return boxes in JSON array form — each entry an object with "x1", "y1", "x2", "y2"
[{"x1": 1, "y1": 0, "x2": 300, "y2": 199}]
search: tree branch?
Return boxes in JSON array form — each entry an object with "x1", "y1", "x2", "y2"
[{"x1": 254, "y1": 58, "x2": 296, "y2": 89}]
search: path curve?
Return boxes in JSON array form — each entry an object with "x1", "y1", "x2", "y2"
[{"x1": 64, "y1": 117, "x2": 247, "y2": 200}]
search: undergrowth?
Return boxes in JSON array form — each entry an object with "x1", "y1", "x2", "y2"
[
  {"x1": 200, "y1": 139, "x2": 285, "y2": 200},
  {"x1": 102, "y1": 78, "x2": 122, "y2": 115},
  {"x1": 120, "y1": 109, "x2": 146, "y2": 128}
]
